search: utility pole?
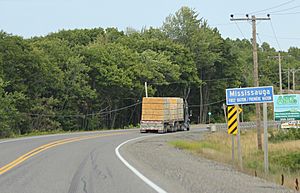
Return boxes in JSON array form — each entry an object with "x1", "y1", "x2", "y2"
[
  {"x1": 270, "y1": 52, "x2": 283, "y2": 94},
  {"x1": 288, "y1": 68, "x2": 290, "y2": 93},
  {"x1": 230, "y1": 14, "x2": 270, "y2": 150},
  {"x1": 291, "y1": 69, "x2": 300, "y2": 92},
  {"x1": 278, "y1": 52, "x2": 282, "y2": 94},
  {"x1": 293, "y1": 69, "x2": 296, "y2": 92}
]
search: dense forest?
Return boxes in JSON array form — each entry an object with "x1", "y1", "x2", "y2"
[{"x1": 0, "y1": 7, "x2": 299, "y2": 137}]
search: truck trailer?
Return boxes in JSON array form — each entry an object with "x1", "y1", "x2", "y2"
[{"x1": 140, "y1": 97, "x2": 190, "y2": 133}]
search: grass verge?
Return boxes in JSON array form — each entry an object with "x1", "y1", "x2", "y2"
[{"x1": 170, "y1": 130, "x2": 300, "y2": 190}]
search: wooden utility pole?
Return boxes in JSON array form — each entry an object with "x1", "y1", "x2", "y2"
[
  {"x1": 288, "y1": 68, "x2": 290, "y2": 92},
  {"x1": 293, "y1": 70, "x2": 296, "y2": 92},
  {"x1": 230, "y1": 14, "x2": 270, "y2": 150},
  {"x1": 278, "y1": 52, "x2": 283, "y2": 94},
  {"x1": 270, "y1": 52, "x2": 283, "y2": 94},
  {"x1": 291, "y1": 69, "x2": 300, "y2": 92}
]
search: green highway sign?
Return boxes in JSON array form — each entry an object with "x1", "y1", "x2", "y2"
[{"x1": 274, "y1": 94, "x2": 300, "y2": 121}]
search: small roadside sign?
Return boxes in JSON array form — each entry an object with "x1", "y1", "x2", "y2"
[
  {"x1": 226, "y1": 86, "x2": 274, "y2": 105},
  {"x1": 227, "y1": 106, "x2": 238, "y2": 135},
  {"x1": 238, "y1": 106, "x2": 243, "y2": 113}
]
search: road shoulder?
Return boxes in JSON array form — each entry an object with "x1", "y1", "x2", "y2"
[{"x1": 120, "y1": 130, "x2": 295, "y2": 193}]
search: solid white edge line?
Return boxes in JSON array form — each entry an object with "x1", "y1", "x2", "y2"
[{"x1": 115, "y1": 135, "x2": 168, "y2": 193}]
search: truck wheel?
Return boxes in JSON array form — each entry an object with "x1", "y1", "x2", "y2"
[
  {"x1": 166, "y1": 125, "x2": 172, "y2": 132},
  {"x1": 174, "y1": 123, "x2": 178, "y2": 132}
]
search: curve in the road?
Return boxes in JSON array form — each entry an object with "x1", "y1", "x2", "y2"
[
  {"x1": 115, "y1": 135, "x2": 168, "y2": 193},
  {"x1": 0, "y1": 132, "x2": 126, "y2": 175}
]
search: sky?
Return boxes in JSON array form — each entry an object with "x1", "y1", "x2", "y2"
[{"x1": 0, "y1": 0, "x2": 299, "y2": 51}]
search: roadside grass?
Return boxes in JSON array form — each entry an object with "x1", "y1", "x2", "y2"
[{"x1": 170, "y1": 130, "x2": 300, "y2": 190}]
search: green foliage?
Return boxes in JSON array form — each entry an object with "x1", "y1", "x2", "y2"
[
  {"x1": 269, "y1": 129, "x2": 300, "y2": 142},
  {"x1": 0, "y1": 78, "x2": 24, "y2": 137},
  {"x1": 0, "y1": 7, "x2": 299, "y2": 138},
  {"x1": 270, "y1": 151, "x2": 300, "y2": 172}
]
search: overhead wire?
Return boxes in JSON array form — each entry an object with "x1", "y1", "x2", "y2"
[
  {"x1": 148, "y1": 78, "x2": 236, "y2": 85},
  {"x1": 257, "y1": 33, "x2": 263, "y2": 45},
  {"x1": 248, "y1": 0, "x2": 296, "y2": 14},
  {"x1": 96, "y1": 102, "x2": 142, "y2": 115},
  {"x1": 23, "y1": 101, "x2": 142, "y2": 118},
  {"x1": 210, "y1": 22, "x2": 235, "y2": 26},
  {"x1": 258, "y1": 33, "x2": 300, "y2": 40},
  {"x1": 234, "y1": 21, "x2": 247, "y2": 39},
  {"x1": 202, "y1": 78, "x2": 235, "y2": 82},
  {"x1": 269, "y1": 20, "x2": 282, "y2": 51},
  {"x1": 272, "y1": 11, "x2": 300, "y2": 15},
  {"x1": 188, "y1": 99, "x2": 226, "y2": 107},
  {"x1": 269, "y1": 4, "x2": 300, "y2": 14}
]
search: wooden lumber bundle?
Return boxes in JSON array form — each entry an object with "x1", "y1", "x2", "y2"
[{"x1": 141, "y1": 97, "x2": 184, "y2": 122}]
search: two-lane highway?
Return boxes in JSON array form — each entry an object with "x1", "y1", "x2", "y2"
[
  {"x1": 0, "y1": 130, "x2": 161, "y2": 193},
  {"x1": 1, "y1": 127, "x2": 294, "y2": 193}
]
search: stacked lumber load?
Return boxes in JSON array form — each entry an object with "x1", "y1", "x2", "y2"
[{"x1": 141, "y1": 97, "x2": 184, "y2": 122}]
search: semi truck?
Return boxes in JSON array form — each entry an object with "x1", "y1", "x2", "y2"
[{"x1": 140, "y1": 97, "x2": 190, "y2": 133}]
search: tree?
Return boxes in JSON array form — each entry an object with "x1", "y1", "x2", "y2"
[
  {"x1": 0, "y1": 78, "x2": 24, "y2": 137},
  {"x1": 162, "y1": 7, "x2": 242, "y2": 123}
]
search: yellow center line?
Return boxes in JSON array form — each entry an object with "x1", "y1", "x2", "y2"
[{"x1": 0, "y1": 132, "x2": 127, "y2": 175}]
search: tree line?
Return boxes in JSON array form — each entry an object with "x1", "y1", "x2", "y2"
[{"x1": 0, "y1": 7, "x2": 299, "y2": 137}]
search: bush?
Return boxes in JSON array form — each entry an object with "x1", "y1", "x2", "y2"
[
  {"x1": 271, "y1": 152, "x2": 300, "y2": 171},
  {"x1": 269, "y1": 128, "x2": 300, "y2": 142}
]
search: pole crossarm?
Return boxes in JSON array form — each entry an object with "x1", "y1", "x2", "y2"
[{"x1": 230, "y1": 18, "x2": 270, "y2": 21}]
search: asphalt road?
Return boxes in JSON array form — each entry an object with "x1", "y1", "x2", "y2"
[
  {"x1": 0, "y1": 129, "x2": 159, "y2": 193},
  {"x1": 0, "y1": 126, "x2": 293, "y2": 193}
]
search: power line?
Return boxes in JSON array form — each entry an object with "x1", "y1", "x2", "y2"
[
  {"x1": 148, "y1": 78, "x2": 235, "y2": 85},
  {"x1": 257, "y1": 33, "x2": 263, "y2": 44},
  {"x1": 189, "y1": 99, "x2": 226, "y2": 107},
  {"x1": 203, "y1": 78, "x2": 235, "y2": 82},
  {"x1": 210, "y1": 22, "x2": 235, "y2": 26},
  {"x1": 97, "y1": 102, "x2": 142, "y2": 115},
  {"x1": 269, "y1": 20, "x2": 282, "y2": 51},
  {"x1": 272, "y1": 11, "x2": 300, "y2": 15},
  {"x1": 270, "y1": 4, "x2": 300, "y2": 14},
  {"x1": 23, "y1": 102, "x2": 142, "y2": 118},
  {"x1": 248, "y1": 0, "x2": 296, "y2": 14},
  {"x1": 259, "y1": 33, "x2": 300, "y2": 40},
  {"x1": 234, "y1": 21, "x2": 247, "y2": 39}
]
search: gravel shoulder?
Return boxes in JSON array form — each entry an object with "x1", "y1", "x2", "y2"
[{"x1": 121, "y1": 129, "x2": 296, "y2": 193}]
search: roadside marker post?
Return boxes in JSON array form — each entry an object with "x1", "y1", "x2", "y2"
[
  {"x1": 223, "y1": 103, "x2": 235, "y2": 165},
  {"x1": 227, "y1": 106, "x2": 238, "y2": 135},
  {"x1": 227, "y1": 105, "x2": 242, "y2": 169},
  {"x1": 263, "y1": 103, "x2": 269, "y2": 173},
  {"x1": 236, "y1": 104, "x2": 242, "y2": 170},
  {"x1": 226, "y1": 86, "x2": 274, "y2": 173}
]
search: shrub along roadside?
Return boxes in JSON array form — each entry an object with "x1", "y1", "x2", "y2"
[{"x1": 269, "y1": 128, "x2": 300, "y2": 143}]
